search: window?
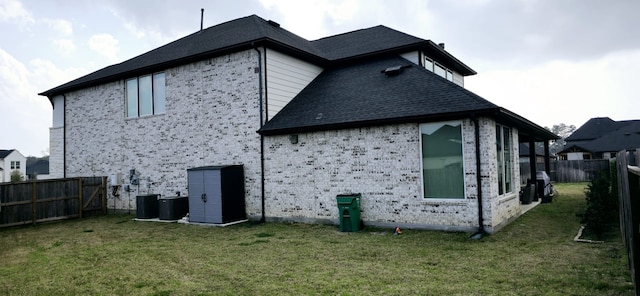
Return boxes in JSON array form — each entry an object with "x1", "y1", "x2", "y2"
[
  {"x1": 421, "y1": 121, "x2": 465, "y2": 199},
  {"x1": 424, "y1": 57, "x2": 434, "y2": 72},
  {"x1": 10, "y1": 161, "x2": 20, "y2": 170},
  {"x1": 126, "y1": 72, "x2": 166, "y2": 118},
  {"x1": 446, "y1": 70, "x2": 454, "y2": 82},
  {"x1": 496, "y1": 124, "x2": 512, "y2": 195},
  {"x1": 434, "y1": 63, "x2": 447, "y2": 78}
]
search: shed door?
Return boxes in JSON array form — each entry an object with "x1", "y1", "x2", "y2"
[
  {"x1": 188, "y1": 171, "x2": 206, "y2": 223},
  {"x1": 204, "y1": 169, "x2": 222, "y2": 223}
]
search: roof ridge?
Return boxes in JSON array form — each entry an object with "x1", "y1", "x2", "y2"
[{"x1": 311, "y1": 25, "x2": 388, "y2": 42}]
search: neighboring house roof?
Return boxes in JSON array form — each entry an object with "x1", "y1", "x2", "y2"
[
  {"x1": 565, "y1": 117, "x2": 623, "y2": 141},
  {"x1": 26, "y1": 158, "x2": 50, "y2": 176},
  {"x1": 0, "y1": 149, "x2": 14, "y2": 159},
  {"x1": 259, "y1": 56, "x2": 556, "y2": 142},
  {"x1": 39, "y1": 15, "x2": 474, "y2": 97},
  {"x1": 560, "y1": 117, "x2": 640, "y2": 154}
]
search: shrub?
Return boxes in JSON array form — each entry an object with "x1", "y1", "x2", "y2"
[
  {"x1": 10, "y1": 170, "x2": 24, "y2": 182},
  {"x1": 581, "y1": 164, "x2": 619, "y2": 239}
]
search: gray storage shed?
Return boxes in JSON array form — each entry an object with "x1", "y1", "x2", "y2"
[{"x1": 187, "y1": 165, "x2": 246, "y2": 224}]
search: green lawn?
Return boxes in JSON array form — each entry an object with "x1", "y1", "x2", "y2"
[{"x1": 0, "y1": 183, "x2": 633, "y2": 295}]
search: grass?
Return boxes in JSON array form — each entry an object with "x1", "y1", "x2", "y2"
[{"x1": 0, "y1": 183, "x2": 633, "y2": 295}]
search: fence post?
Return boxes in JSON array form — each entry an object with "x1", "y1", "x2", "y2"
[
  {"x1": 102, "y1": 177, "x2": 108, "y2": 214},
  {"x1": 31, "y1": 181, "x2": 37, "y2": 225},
  {"x1": 78, "y1": 178, "x2": 83, "y2": 219}
]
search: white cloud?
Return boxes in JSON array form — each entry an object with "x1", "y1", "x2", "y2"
[
  {"x1": 0, "y1": 0, "x2": 34, "y2": 25},
  {"x1": 53, "y1": 38, "x2": 76, "y2": 55},
  {"x1": 466, "y1": 49, "x2": 640, "y2": 128},
  {"x1": 88, "y1": 33, "x2": 120, "y2": 62},
  {"x1": 42, "y1": 18, "x2": 73, "y2": 36},
  {"x1": 259, "y1": 0, "x2": 360, "y2": 39},
  {"x1": 0, "y1": 48, "x2": 51, "y2": 156}
]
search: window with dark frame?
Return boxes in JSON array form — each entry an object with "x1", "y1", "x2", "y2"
[
  {"x1": 126, "y1": 72, "x2": 166, "y2": 118},
  {"x1": 421, "y1": 121, "x2": 465, "y2": 199},
  {"x1": 496, "y1": 124, "x2": 512, "y2": 195}
]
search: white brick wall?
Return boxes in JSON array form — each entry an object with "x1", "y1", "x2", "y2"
[
  {"x1": 263, "y1": 118, "x2": 522, "y2": 232},
  {"x1": 50, "y1": 48, "x2": 524, "y2": 232},
  {"x1": 49, "y1": 127, "x2": 64, "y2": 178},
  {"x1": 55, "y1": 50, "x2": 264, "y2": 217}
]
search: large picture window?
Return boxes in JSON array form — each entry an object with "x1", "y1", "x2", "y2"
[
  {"x1": 126, "y1": 72, "x2": 166, "y2": 118},
  {"x1": 496, "y1": 124, "x2": 512, "y2": 195},
  {"x1": 421, "y1": 121, "x2": 465, "y2": 199}
]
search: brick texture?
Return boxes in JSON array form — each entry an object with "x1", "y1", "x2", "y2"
[{"x1": 53, "y1": 50, "x2": 264, "y2": 217}]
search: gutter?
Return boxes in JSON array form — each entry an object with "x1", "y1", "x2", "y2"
[
  {"x1": 62, "y1": 95, "x2": 67, "y2": 178},
  {"x1": 471, "y1": 116, "x2": 486, "y2": 239},
  {"x1": 254, "y1": 45, "x2": 266, "y2": 223}
]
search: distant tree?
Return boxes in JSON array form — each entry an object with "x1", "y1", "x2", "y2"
[
  {"x1": 10, "y1": 170, "x2": 24, "y2": 182},
  {"x1": 545, "y1": 123, "x2": 577, "y2": 155}
]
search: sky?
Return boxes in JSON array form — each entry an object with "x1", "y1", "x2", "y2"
[{"x1": 1, "y1": 0, "x2": 638, "y2": 157}]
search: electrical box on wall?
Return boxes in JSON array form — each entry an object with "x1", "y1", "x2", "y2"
[{"x1": 109, "y1": 173, "x2": 122, "y2": 186}]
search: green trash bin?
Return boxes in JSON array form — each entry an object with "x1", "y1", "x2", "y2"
[{"x1": 336, "y1": 193, "x2": 361, "y2": 232}]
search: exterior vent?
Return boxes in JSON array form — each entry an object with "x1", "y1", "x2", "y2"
[
  {"x1": 381, "y1": 65, "x2": 410, "y2": 76},
  {"x1": 438, "y1": 43, "x2": 445, "y2": 49}
]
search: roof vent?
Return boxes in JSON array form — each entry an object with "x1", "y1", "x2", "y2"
[
  {"x1": 438, "y1": 43, "x2": 445, "y2": 49},
  {"x1": 267, "y1": 20, "x2": 280, "y2": 28},
  {"x1": 381, "y1": 65, "x2": 410, "y2": 76}
]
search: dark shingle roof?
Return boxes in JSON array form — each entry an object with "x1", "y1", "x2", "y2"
[
  {"x1": 576, "y1": 121, "x2": 640, "y2": 153},
  {"x1": 565, "y1": 117, "x2": 628, "y2": 141},
  {"x1": 560, "y1": 118, "x2": 640, "y2": 154},
  {"x1": 0, "y1": 149, "x2": 15, "y2": 159},
  {"x1": 259, "y1": 55, "x2": 554, "y2": 141},
  {"x1": 311, "y1": 26, "x2": 475, "y2": 75},
  {"x1": 312, "y1": 26, "x2": 423, "y2": 61},
  {"x1": 40, "y1": 15, "x2": 474, "y2": 97},
  {"x1": 40, "y1": 15, "x2": 321, "y2": 96}
]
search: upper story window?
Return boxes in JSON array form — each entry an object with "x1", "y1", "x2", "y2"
[
  {"x1": 423, "y1": 55, "x2": 464, "y2": 87},
  {"x1": 126, "y1": 72, "x2": 166, "y2": 118},
  {"x1": 10, "y1": 161, "x2": 20, "y2": 170}
]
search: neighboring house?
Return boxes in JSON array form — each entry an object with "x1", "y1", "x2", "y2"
[
  {"x1": 518, "y1": 143, "x2": 546, "y2": 163},
  {"x1": 26, "y1": 157, "x2": 51, "y2": 180},
  {"x1": 39, "y1": 15, "x2": 556, "y2": 233},
  {"x1": 559, "y1": 117, "x2": 640, "y2": 160},
  {"x1": 0, "y1": 149, "x2": 26, "y2": 182}
]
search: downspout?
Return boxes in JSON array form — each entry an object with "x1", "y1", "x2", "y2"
[
  {"x1": 62, "y1": 94, "x2": 67, "y2": 178},
  {"x1": 471, "y1": 116, "x2": 485, "y2": 239},
  {"x1": 254, "y1": 45, "x2": 266, "y2": 223}
]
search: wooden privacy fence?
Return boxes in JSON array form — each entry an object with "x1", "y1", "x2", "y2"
[
  {"x1": 616, "y1": 149, "x2": 640, "y2": 295},
  {"x1": 0, "y1": 177, "x2": 107, "y2": 228},
  {"x1": 520, "y1": 159, "x2": 610, "y2": 183}
]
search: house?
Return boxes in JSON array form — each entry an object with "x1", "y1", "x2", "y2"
[
  {"x1": 0, "y1": 149, "x2": 26, "y2": 183},
  {"x1": 26, "y1": 157, "x2": 51, "y2": 180},
  {"x1": 39, "y1": 15, "x2": 556, "y2": 233},
  {"x1": 518, "y1": 143, "x2": 546, "y2": 163},
  {"x1": 559, "y1": 117, "x2": 640, "y2": 160}
]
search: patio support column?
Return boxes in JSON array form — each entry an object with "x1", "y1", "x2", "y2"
[
  {"x1": 544, "y1": 141, "x2": 551, "y2": 176},
  {"x1": 529, "y1": 139, "x2": 536, "y2": 184}
]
